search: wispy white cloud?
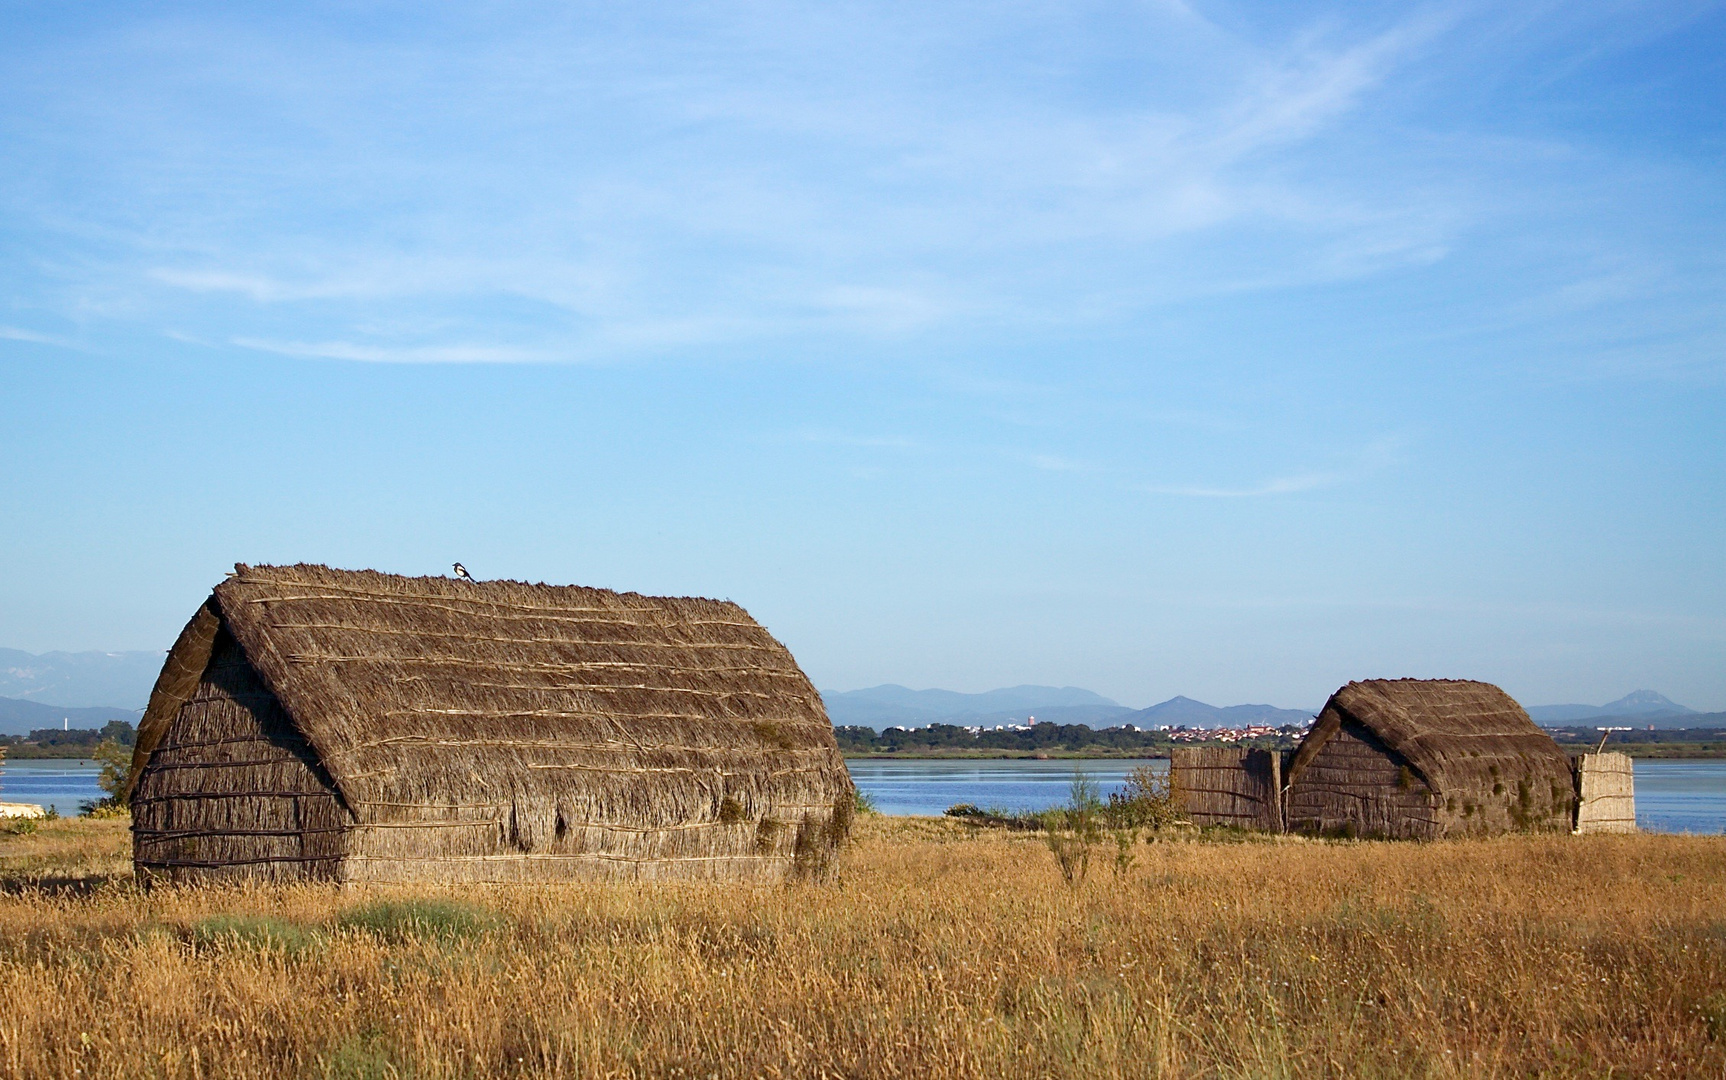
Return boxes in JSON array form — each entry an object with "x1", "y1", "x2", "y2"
[
  {"x1": 1139, "y1": 437, "x2": 1404, "y2": 498},
  {"x1": 0, "y1": 325, "x2": 83, "y2": 350},
  {"x1": 1141, "y1": 472, "x2": 1339, "y2": 498},
  {"x1": 231, "y1": 337, "x2": 549, "y2": 364},
  {"x1": 12, "y1": 2, "x2": 1484, "y2": 361}
]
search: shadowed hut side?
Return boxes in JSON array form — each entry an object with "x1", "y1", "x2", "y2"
[
  {"x1": 126, "y1": 564, "x2": 855, "y2": 885},
  {"x1": 1283, "y1": 679, "x2": 1574, "y2": 840}
]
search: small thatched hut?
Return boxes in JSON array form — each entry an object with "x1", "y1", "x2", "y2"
[
  {"x1": 1283, "y1": 679, "x2": 1574, "y2": 839},
  {"x1": 126, "y1": 564, "x2": 854, "y2": 885}
]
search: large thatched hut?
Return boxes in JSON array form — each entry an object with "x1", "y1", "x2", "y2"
[
  {"x1": 125, "y1": 564, "x2": 854, "y2": 885},
  {"x1": 1283, "y1": 679, "x2": 1574, "y2": 839}
]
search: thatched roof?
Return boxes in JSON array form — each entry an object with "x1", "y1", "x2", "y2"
[
  {"x1": 1286, "y1": 678, "x2": 1569, "y2": 795},
  {"x1": 126, "y1": 564, "x2": 850, "y2": 826}
]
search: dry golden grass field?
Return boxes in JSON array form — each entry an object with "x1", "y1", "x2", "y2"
[{"x1": 1, "y1": 815, "x2": 1723, "y2": 1079}]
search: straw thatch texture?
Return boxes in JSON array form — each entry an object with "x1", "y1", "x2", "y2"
[
  {"x1": 129, "y1": 564, "x2": 854, "y2": 884},
  {"x1": 1284, "y1": 679, "x2": 1574, "y2": 840},
  {"x1": 1169, "y1": 747, "x2": 1282, "y2": 830},
  {"x1": 1573, "y1": 752, "x2": 1635, "y2": 834}
]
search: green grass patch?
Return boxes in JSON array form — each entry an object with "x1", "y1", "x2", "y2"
[
  {"x1": 336, "y1": 898, "x2": 500, "y2": 943},
  {"x1": 189, "y1": 914, "x2": 320, "y2": 956}
]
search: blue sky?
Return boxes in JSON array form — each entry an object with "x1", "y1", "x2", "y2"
[{"x1": 2, "y1": 0, "x2": 1723, "y2": 710}]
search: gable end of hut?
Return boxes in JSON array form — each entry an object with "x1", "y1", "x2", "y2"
[
  {"x1": 1283, "y1": 711, "x2": 1441, "y2": 839},
  {"x1": 131, "y1": 625, "x2": 352, "y2": 884}
]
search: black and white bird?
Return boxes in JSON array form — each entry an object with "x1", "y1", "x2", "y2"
[{"x1": 452, "y1": 562, "x2": 473, "y2": 582}]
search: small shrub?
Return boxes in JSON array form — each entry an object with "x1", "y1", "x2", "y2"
[
  {"x1": 336, "y1": 899, "x2": 498, "y2": 944},
  {"x1": 92, "y1": 738, "x2": 131, "y2": 807},
  {"x1": 1042, "y1": 773, "x2": 1104, "y2": 886},
  {"x1": 1104, "y1": 764, "x2": 1183, "y2": 830},
  {"x1": 2, "y1": 816, "x2": 38, "y2": 835},
  {"x1": 852, "y1": 790, "x2": 881, "y2": 816}
]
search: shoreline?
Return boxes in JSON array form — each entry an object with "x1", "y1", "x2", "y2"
[{"x1": 844, "y1": 746, "x2": 1726, "y2": 761}]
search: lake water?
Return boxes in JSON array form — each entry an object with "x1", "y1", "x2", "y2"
[
  {"x1": 0, "y1": 758, "x2": 108, "y2": 816},
  {"x1": 847, "y1": 757, "x2": 1726, "y2": 835},
  {"x1": 4, "y1": 757, "x2": 1722, "y2": 833}
]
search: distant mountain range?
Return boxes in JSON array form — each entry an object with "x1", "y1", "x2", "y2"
[
  {"x1": 821, "y1": 685, "x2": 1314, "y2": 730},
  {"x1": 0, "y1": 648, "x2": 160, "y2": 709},
  {"x1": 819, "y1": 685, "x2": 1123, "y2": 728},
  {"x1": 1115, "y1": 696, "x2": 1315, "y2": 729},
  {"x1": 1524, "y1": 690, "x2": 1695, "y2": 725},
  {"x1": 0, "y1": 695, "x2": 140, "y2": 737},
  {"x1": 821, "y1": 684, "x2": 1720, "y2": 732}
]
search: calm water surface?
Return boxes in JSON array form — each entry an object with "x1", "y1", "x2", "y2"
[
  {"x1": 3, "y1": 758, "x2": 1721, "y2": 833},
  {"x1": 846, "y1": 757, "x2": 1726, "y2": 834},
  {"x1": 0, "y1": 758, "x2": 107, "y2": 816}
]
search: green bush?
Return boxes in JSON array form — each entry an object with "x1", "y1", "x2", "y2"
[
  {"x1": 92, "y1": 738, "x2": 131, "y2": 805},
  {"x1": 1104, "y1": 764, "x2": 1183, "y2": 830},
  {"x1": 1042, "y1": 773, "x2": 1104, "y2": 886},
  {"x1": 2, "y1": 816, "x2": 38, "y2": 835}
]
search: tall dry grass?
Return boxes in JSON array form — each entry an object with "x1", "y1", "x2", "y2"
[{"x1": 1, "y1": 815, "x2": 1722, "y2": 1078}]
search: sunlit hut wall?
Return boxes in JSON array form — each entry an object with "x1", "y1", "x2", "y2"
[
  {"x1": 124, "y1": 564, "x2": 855, "y2": 885},
  {"x1": 1282, "y1": 679, "x2": 1575, "y2": 840},
  {"x1": 1573, "y1": 750, "x2": 1636, "y2": 834}
]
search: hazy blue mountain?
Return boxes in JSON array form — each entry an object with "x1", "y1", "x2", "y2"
[
  {"x1": 0, "y1": 648, "x2": 161, "y2": 709},
  {"x1": 0, "y1": 695, "x2": 139, "y2": 737},
  {"x1": 1526, "y1": 691, "x2": 1695, "y2": 725},
  {"x1": 913, "y1": 704, "x2": 1138, "y2": 728},
  {"x1": 1117, "y1": 696, "x2": 1316, "y2": 729},
  {"x1": 822, "y1": 685, "x2": 1312, "y2": 730},
  {"x1": 821, "y1": 684, "x2": 1120, "y2": 728}
]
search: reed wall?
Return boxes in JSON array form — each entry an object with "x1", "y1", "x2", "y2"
[
  {"x1": 1170, "y1": 747, "x2": 1282, "y2": 831},
  {"x1": 1573, "y1": 752, "x2": 1636, "y2": 834}
]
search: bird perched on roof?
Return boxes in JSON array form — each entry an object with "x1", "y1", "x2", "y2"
[{"x1": 452, "y1": 563, "x2": 473, "y2": 582}]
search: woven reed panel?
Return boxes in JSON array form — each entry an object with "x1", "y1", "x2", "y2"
[
  {"x1": 1170, "y1": 746, "x2": 1282, "y2": 831},
  {"x1": 1573, "y1": 752, "x2": 1636, "y2": 834}
]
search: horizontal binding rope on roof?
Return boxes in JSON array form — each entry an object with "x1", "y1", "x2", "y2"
[{"x1": 250, "y1": 589, "x2": 765, "y2": 626}]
